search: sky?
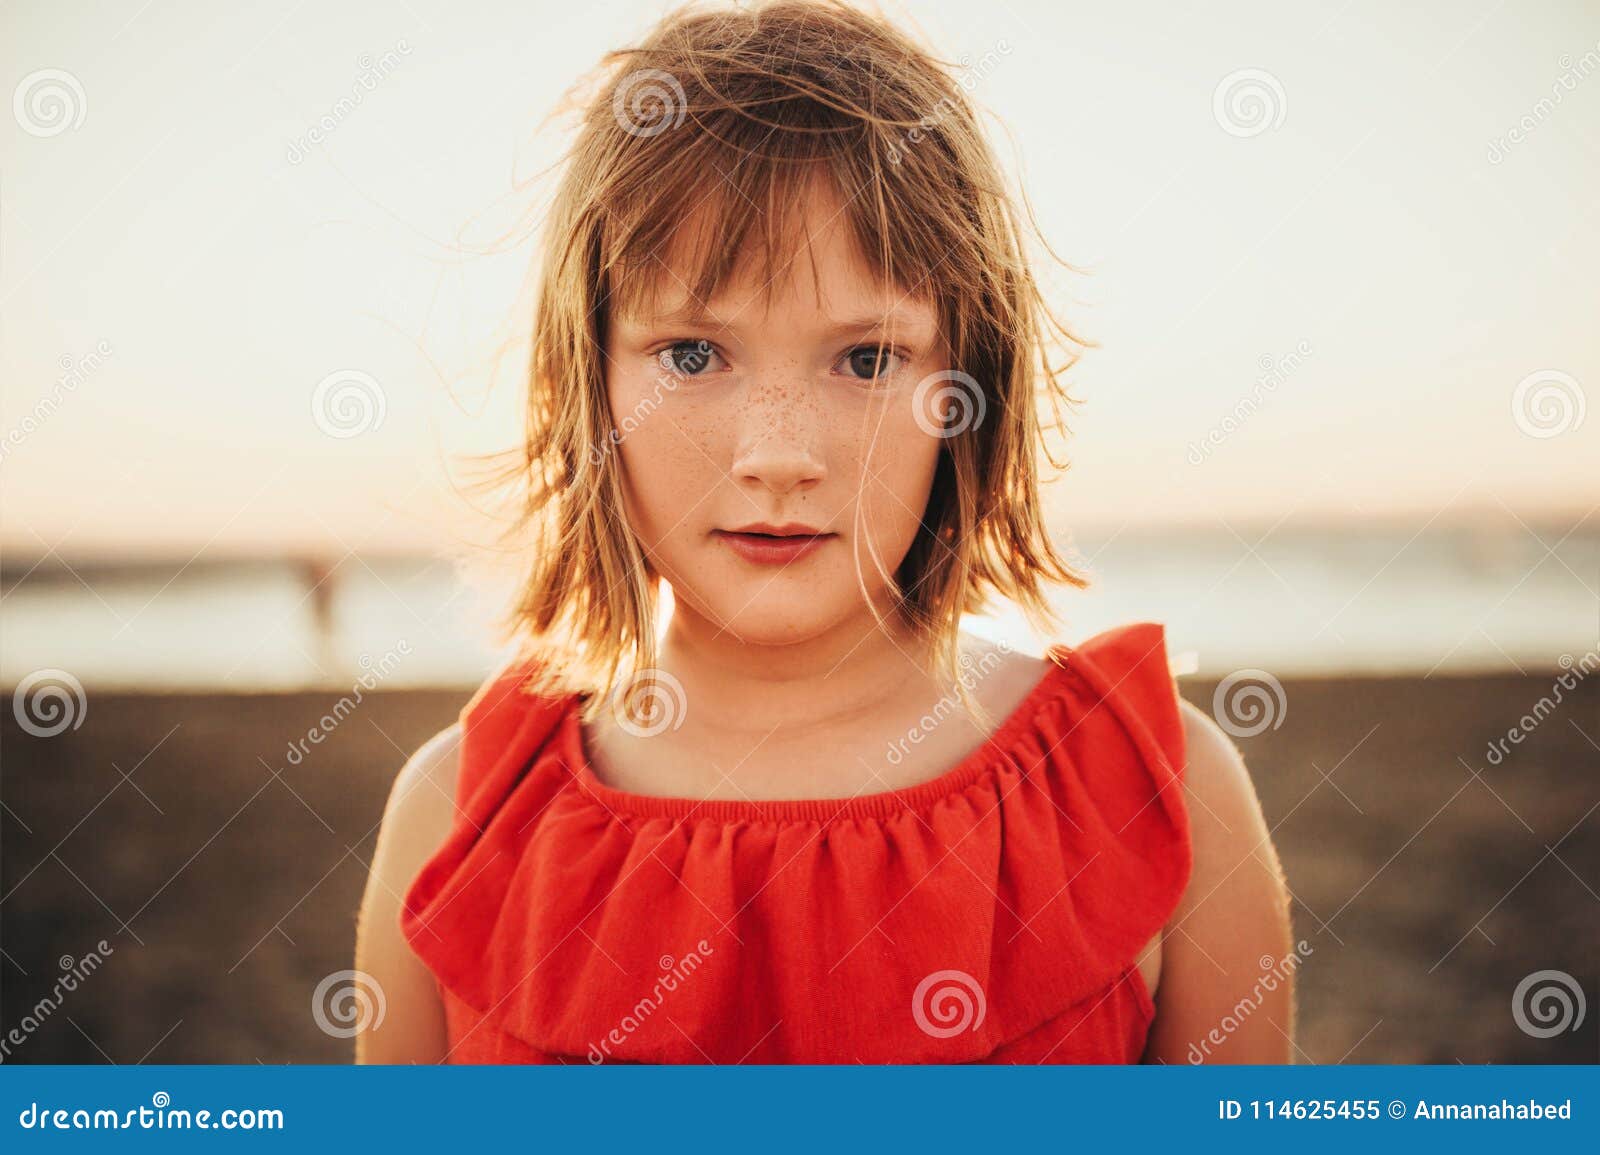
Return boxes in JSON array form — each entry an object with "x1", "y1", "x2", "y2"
[{"x1": 2, "y1": 0, "x2": 1597, "y2": 561}]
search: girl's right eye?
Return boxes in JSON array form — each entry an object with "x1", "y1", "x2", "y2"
[{"x1": 657, "y1": 339, "x2": 724, "y2": 377}]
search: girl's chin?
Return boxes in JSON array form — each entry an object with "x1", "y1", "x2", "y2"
[{"x1": 688, "y1": 602, "x2": 849, "y2": 647}]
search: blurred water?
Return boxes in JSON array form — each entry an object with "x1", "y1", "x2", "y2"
[
  {"x1": 0, "y1": 556, "x2": 511, "y2": 691},
  {"x1": 1, "y1": 521, "x2": 1595, "y2": 690}
]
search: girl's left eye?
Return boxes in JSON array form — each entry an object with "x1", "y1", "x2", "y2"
[
  {"x1": 838, "y1": 345, "x2": 906, "y2": 381},
  {"x1": 657, "y1": 340, "x2": 724, "y2": 377}
]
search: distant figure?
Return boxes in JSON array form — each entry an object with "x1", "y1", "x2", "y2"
[{"x1": 302, "y1": 558, "x2": 338, "y2": 683}]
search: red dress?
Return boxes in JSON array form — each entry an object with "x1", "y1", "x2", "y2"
[{"x1": 400, "y1": 621, "x2": 1192, "y2": 1063}]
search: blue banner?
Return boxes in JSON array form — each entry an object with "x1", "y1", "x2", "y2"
[{"x1": 1, "y1": 1065, "x2": 1595, "y2": 1151}]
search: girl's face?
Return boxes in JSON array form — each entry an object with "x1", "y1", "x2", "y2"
[{"x1": 603, "y1": 188, "x2": 948, "y2": 646}]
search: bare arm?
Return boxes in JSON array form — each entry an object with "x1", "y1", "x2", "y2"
[
  {"x1": 1143, "y1": 699, "x2": 1296, "y2": 1063},
  {"x1": 352, "y1": 724, "x2": 462, "y2": 1064}
]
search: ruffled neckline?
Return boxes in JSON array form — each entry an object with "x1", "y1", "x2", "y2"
[
  {"x1": 554, "y1": 644, "x2": 1073, "y2": 826},
  {"x1": 401, "y1": 621, "x2": 1194, "y2": 1064}
]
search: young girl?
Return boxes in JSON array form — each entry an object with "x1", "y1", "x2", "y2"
[{"x1": 355, "y1": 0, "x2": 1293, "y2": 1064}]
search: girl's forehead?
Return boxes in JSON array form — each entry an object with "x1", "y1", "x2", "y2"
[
  {"x1": 615, "y1": 217, "x2": 937, "y2": 335},
  {"x1": 621, "y1": 267, "x2": 935, "y2": 332}
]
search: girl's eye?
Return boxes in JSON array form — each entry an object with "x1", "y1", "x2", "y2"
[
  {"x1": 657, "y1": 339, "x2": 723, "y2": 377},
  {"x1": 839, "y1": 344, "x2": 905, "y2": 381}
]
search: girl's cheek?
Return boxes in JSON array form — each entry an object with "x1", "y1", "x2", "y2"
[
  {"x1": 629, "y1": 417, "x2": 710, "y2": 498},
  {"x1": 603, "y1": 381, "x2": 674, "y2": 513},
  {"x1": 846, "y1": 413, "x2": 940, "y2": 543}
]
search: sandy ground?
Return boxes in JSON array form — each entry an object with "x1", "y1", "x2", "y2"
[{"x1": 2, "y1": 673, "x2": 1596, "y2": 1064}]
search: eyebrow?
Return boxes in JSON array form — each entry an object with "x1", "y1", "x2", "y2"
[{"x1": 632, "y1": 305, "x2": 937, "y2": 339}]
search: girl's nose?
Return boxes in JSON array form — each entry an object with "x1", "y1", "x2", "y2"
[{"x1": 730, "y1": 379, "x2": 826, "y2": 494}]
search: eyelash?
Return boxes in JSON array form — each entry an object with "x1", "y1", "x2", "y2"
[{"x1": 651, "y1": 339, "x2": 910, "y2": 382}]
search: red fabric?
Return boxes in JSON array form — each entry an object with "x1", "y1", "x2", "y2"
[{"x1": 400, "y1": 620, "x2": 1192, "y2": 1064}]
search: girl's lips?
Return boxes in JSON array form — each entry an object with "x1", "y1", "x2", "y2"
[{"x1": 713, "y1": 530, "x2": 835, "y2": 565}]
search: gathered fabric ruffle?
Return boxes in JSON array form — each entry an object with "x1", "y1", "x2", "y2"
[{"x1": 401, "y1": 621, "x2": 1192, "y2": 1064}]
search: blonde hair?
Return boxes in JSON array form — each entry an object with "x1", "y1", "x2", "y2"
[{"x1": 493, "y1": 0, "x2": 1089, "y2": 726}]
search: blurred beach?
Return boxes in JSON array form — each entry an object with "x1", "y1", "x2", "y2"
[
  {"x1": 2, "y1": 516, "x2": 1595, "y2": 690},
  {"x1": 2, "y1": 519, "x2": 1597, "y2": 1064}
]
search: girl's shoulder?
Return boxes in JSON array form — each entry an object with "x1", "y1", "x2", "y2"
[
  {"x1": 354, "y1": 722, "x2": 463, "y2": 1061},
  {"x1": 1142, "y1": 686, "x2": 1296, "y2": 1060},
  {"x1": 369, "y1": 723, "x2": 462, "y2": 919},
  {"x1": 394, "y1": 723, "x2": 461, "y2": 816}
]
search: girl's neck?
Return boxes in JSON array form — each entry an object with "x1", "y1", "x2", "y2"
[
  {"x1": 654, "y1": 605, "x2": 934, "y2": 740},
  {"x1": 582, "y1": 609, "x2": 1049, "y2": 803}
]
